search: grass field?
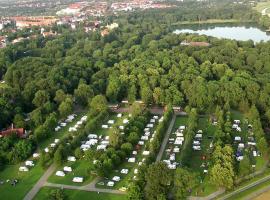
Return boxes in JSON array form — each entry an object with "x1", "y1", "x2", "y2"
[
  {"x1": 48, "y1": 160, "x2": 95, "y2": 186},
  {"x1": 0, "y1": 110, "x2": 88, "y2": 199},
  {"x1": 0, "y1": 162, "x2": 44, "y2": 200},
  {"x1": 34, "y1": 187, "x2": 127, "y2": 200}
]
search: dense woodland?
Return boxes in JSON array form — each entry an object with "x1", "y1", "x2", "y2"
[{"x1": 0, "y1": 1, "x2": 270, "y2": 199}]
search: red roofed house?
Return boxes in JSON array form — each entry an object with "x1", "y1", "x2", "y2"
[{"x1": 0, "y1": 127, "x2": 25, "y2": 138}]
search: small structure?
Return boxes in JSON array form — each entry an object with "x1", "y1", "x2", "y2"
[
  {"x1": 128, "y1": 158, "x2": 136, "y2": 163},
  {"x1": 121, "y1": 169, "x2": 129, "y2": 174},
  {"x1": 107, "y1": 181, "x2": 114, "y2": 187},
  {"x1": 19, "y1": 166, "x2": 29, "y2": 172},
  {"x1": 112, "y1": 176, "x2": 120, "y2": 182},
  {"x1": 56, "y1": 171, "x2": 65, "y2": 177},
  {"x1": 63, "y1": 166, "x2": 72, "y2": 172},
  {"x1": 25, "y1": 160, "x2": 34, "y2": 167},
  {"x1": 73, "y1": 177, "x2": 83, "y2": 183},
  {"x1": 67, "y1": 156, "x2": 76, "y2": 162}
]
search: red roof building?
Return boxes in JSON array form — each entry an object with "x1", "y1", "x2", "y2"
[{"x1": 0, "y1": 128, "x2": 25, "y2": 138}]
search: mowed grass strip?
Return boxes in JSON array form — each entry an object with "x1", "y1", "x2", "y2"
[{"x1": 34, "y1": 187, "x2": 127, "y2": 200}]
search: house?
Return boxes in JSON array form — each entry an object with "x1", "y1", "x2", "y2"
[
  {"x1": 0, "y1": 127, "x2": 25, "y2": 138},
  {"x1": 101, "y1": 29, "x2": 110, "y2": 37},
  {"x1": 121, "y1": 169, "x2": 129, "y2": 174},
  {"x1": 109, "y1": 104, "x2": 119, "y2": 110}
]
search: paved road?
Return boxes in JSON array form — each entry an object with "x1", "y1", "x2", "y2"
[
  {"x1": 24, "y1": 164, "x2": 56, "y2": 200},
  {"x1": 44, "y1": 182, "x2": 126, "y2": 195},
  {"x1": 218, "y1": 174, "x2": 270, "y2": 200},
  {"x1": 156, "y1": 114, "x2": 176, "y2": 162}
]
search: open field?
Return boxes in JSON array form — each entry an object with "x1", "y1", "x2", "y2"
[
  {"x1": 0, "y1": 111, "x2": 87, "y2": 199},
  {"x1": 34, "y1": 187, "x2": 126, "y2": 200},
  {"x1": 254, "y1": 188, "x2": 270, "y2": 200},
  {"x1": 0, "y1": 163, "x2": 44, "y2": 200}
]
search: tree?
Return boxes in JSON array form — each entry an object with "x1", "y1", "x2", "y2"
[
  {"x1": 74, "y1": 83, "x2": 94, "y2": 107},
  {"x1": 239, "y1": 156, "x2": 251, "y2": 177},
  {"x1": 127, "y1": 183, "x2": 144, "y2": 200},
  {"x1": 58, "y1": 98, "x2": 73, "y2": 118},
  {"x1": 144, "y1": 162, "x2": 171, "y2": 200},
  {"x1": 127, "y1": 132, "x2": 139, "y2": 145},
  {"x1": 54, "y1": 89, "x2": 67, "y2": 104},
  {"x1": 173, "y1": 168, "x2": 197, "y2": 199},
  {"x1": 89, "y1": 95, "x2": 108, "y2": 113},
  {"x1": 130, "y1": 102, "x2": 144, "y2": 118},
  {"x1": 54, "y1": 146, "x2": 64, "y2": 166},
  {"x1": 121, "y1": 142, "x2": 133, "y2": 155},
  {"x1": 49, "y1": 189, "x2": 66, "y2": 200},
  {"x1": 13, "y1": 114, "x2": 26, "y2": 128},
  {"x1": 109, "y1": 127, "x2": 122, "y2": 148},
  {"x1": 32, "y1": 90, "x2": 50, "y2": 108}
]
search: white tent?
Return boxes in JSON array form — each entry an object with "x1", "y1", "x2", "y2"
[
  {"x1": 142, "y1": 151, "x2": 150, "y2": 156},
  {"x1": 234, "y1": 136, "x2": 241, "y2": 141},
  {"x1": 56, "y1": 171, "x2": 65, "y2": 177},
  {"x1": 134, "y1": 168, "x2": 138, "y2": 174},
  {"x1": 102, "y1": 125, "x2": 109, "y2": 129},
  {"x1": 138, "y1": 141, "x2": 144, "y2": 145},
  {"x1": 107, "y1": 181, "x2": 114, "y2": 187},
  {"x1": 19, "y1": 166, "x2": 29, "y2": 172},
  {"x1": 108, "y1": 120, "x2": 115, "y2": 124},
  {"x1": 63, "y1": 166, "x2": 72, "y2": 172},
  {"x1": 123, "y1": 119, "x2": 129, "y2": 124},
  {"x1": 25, "y1": 160, "x2": 34, "y2": 167},
  {"x1": 153, "y1": 116, "x2": 159, "y2": 119},
  {"x1": 33, "y1": 153, "x2": 40, "y2": 158},
  {"x1": 117, "y1": 113, "x2": 122, "y2": 118},
  {"x1": 121, "y1": 169, "x2": 129, "y2": 174},
  {"x1": 128, "y1": 158, "x2": 136, "y2": 163},
  {"x1": 54, "y1": 139, "x2": 60, "y2": 143},
  {"x1": 112, "y1": 176, "x2": 121, "y2": 182},
  {"x1": 67, "y1": 156, "x2": 76, "y2": 162},
  {"x1": 88, "y1": 134, "x2": 98, "y2": 139},
  {"x1": 73, "y1": 177, "x2": 83, "y2": 183}
]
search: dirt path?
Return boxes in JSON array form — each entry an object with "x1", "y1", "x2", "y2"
[
  {"x1": 156, "y1": 114, "x2": 176, "y2": 162},
  {"x1": 23, "y1": 164, "x2": 56, "y2": 200}
]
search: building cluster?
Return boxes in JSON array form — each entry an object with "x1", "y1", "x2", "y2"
[
  {"x1": 111, "y1": 0, "x2": 175, "y2": 12},
  {"x1": 9, "y1": 16, "x2": 57, "y2": 29}
]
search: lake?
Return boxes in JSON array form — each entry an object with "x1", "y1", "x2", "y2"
[{"x1": 173, "y1": 23, "x2": 270, "y2": 43}]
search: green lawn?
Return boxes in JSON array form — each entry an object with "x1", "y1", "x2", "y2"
[
  {"x1": 226, "y1": 180, "x2": 270, "y2": 200},
  {"x1": 0, "y1": 162, "x2": 44, "y2": 200},
  {"x1": 34, "y1": 187, "x2": 127, "y2": 200},
  {"x1": 48, "y1": 160, "x2": 95, "y2": 186}
]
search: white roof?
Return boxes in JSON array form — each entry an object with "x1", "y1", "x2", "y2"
[
  {"x1": 73, "y1": 177, "x2": 83, "y2": 183},
  {"x1": 134, "y1": 168, "x2": 138, "y2": 174},
  {"x1": 132, "y1": 151, "x2": 137, "y2": 155},
  {"x1": 112, "y1": 176, "x2": 121, "y2": 181},
  {"x1": 63, "y1": 166, "x2": 72, "y2": 172},
  {"x1": 235, "y1": 136, "x2": 241, "y2": 141},
  {"x1": 54, "y1": 139, "x2": 60, "y2": 143},
  {"x1": 88, "y1": 134, "x2": 98, "y2": 139},
  {"x1": 108, "y1": 120, "x2": 115, "y2": 124},
  {"x1": 117, "y1": 113, "x2": 122, "y2": 118},
  {"x1": 56, "y1": 171, "x2": 65, "y2": 177},
  {"x1": 25, "y1": 160, "x2": 34, "y2": 166},
  {"x1": 102, "y1": 125, "x2": 109, "y2": 129},
  {"x1": 67, "y1": 156, "x2": 76, "y2": 162},
  {"x1": 138, "y1": 141, "x2": 144, "y2": 145},
  {"x1": 128, "y1": 157, "x2": 136, "y2": 163},
  {"x1": 142, "y1": 151, "x2": 150, "y2": 156},
  {"x1": 19, "y1": 166, "x2": 29, "y2": 172},
  {"x1": 107, "y1": 181, "x2": 114, "y2": 186},
  {"x1": 179, "y1": 126, "x2": 186, "y2": 130},
  {"x1": 153, "y1": 115, "x2": 159, "y2": 119},
  {"x1": 123, "y1": 119, "x2": 129, "y2": 124},
  {"x1": 121, "y1": 169, "x2": 129, "y2": 174},
  {"x1": 33, "y1": 153, "x2": 40, "y2": 158}
]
